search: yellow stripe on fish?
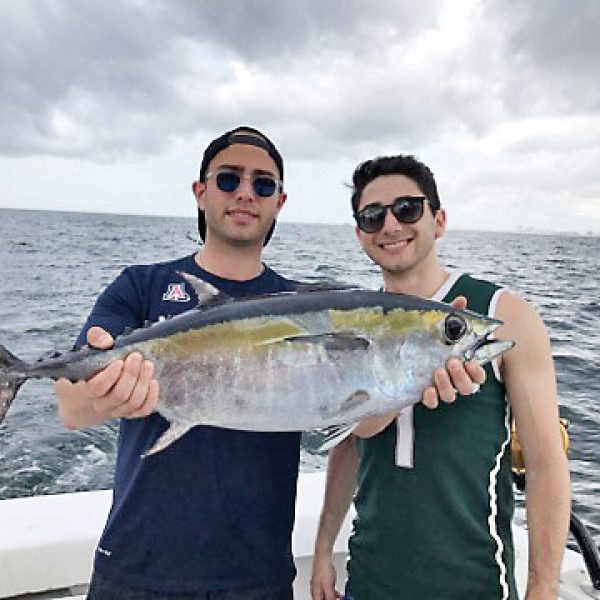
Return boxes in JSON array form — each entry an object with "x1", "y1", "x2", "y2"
[{"x1": 330, "y1": 307, "x2": 446, "y2": 334}]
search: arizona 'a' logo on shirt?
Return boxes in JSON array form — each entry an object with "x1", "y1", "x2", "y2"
[{"x1": 162, "y1": 282, "x2": 191, "y2": 302}]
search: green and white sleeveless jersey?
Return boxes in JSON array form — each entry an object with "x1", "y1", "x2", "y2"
[{"x1": 346, "y1": 273, "x2": 516, "y2": 600}]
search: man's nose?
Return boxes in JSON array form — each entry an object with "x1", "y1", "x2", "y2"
[
  {"x1": 381, "y1": 206, "x2": 401, "y2": 232},
  {"x1": 235, "y1": 176, "x2": 257, "y2": 201}
]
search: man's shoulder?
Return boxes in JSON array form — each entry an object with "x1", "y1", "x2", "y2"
[
  {"x1": 121, "y1": 255, "x2": 195, "y2": 279},
  {"x1": 102, "y1": 255, "x2": 196, "y2": 313},
  {"x1": 114, "y1": 255, "x2": 196, "y2": 294}
]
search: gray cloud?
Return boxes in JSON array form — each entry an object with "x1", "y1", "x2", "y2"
[
  {"x1": 162, "y1": 0, "x2": 446, "y2": 62},
  {"x1": 0, "y1": 0, "x2": 480, "y2": 160},
  {"x1": 480, "y1": 0, "x2": 600, "y2": 114},
  {"x1": 0, "y1": 0, "x2": 598, "y2": 181}
]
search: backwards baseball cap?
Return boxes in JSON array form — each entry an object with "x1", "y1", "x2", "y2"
[{"x1": 197, "y1": 126, "x2": 284, "y2": 245}]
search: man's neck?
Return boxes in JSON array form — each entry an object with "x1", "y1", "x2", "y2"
[
  {"x1": 382, "y1": 260, "x2": 449, "y2": 299},
  {"x1": 195, "y1": 239, "x2": 264, "y2": 282}
]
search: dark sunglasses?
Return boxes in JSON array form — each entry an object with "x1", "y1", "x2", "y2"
[
  {"x1": 354, "y1": 196, "x2": 429, "y2": 233},
  {"x1": 206, "y1": 170, "x2": 281, "y2": 198}
]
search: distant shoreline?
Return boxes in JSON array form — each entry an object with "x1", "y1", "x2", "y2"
[{"x1": 0, "y1": 207, "x2": 597, "y2": 237}]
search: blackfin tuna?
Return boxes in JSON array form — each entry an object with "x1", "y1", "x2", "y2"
[{"x1": 0, "y1": 274, "x2": 513, "y2": 455}]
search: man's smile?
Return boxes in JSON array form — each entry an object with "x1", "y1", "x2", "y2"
[
  {"x1": 226, "y1": 208, "x2": 259, "y2": 224},
  {"x1": 378, "y1": 236, "x2": 414, "y2": 251}
]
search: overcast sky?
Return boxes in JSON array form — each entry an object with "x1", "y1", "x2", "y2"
[{"x1": 1, "y1": 0, "x2": 599, "y2": 233}]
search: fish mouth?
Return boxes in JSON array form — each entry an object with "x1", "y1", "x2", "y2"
[
  {"x1": 466, "y1": 335, "x2": 515, "y2": 365},
  {"x1": 458, "y1": 317, "x2": 514, "y2": 365}
]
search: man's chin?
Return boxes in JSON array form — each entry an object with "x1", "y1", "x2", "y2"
[
  {"x1": 222, "y1": 227, "x2": 269, "y2": 248},
  {"x1": 370, "y1": 254, "x2": 412, "y2": 275},
  {"x1": 364, "y1": 248, "x2": 402, "y2": 270}
]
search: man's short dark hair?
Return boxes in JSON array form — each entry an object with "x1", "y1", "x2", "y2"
[
  {"x1": 350, "y1": 155, "x2": 441, "y2": 214},
  {"x1": 197, "y1": 126, "x2": 284, "y2": 245}
]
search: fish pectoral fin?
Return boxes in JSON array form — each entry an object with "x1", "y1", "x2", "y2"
[
  {"x1": 315, "y1": 423, "x2": 358, "y2": 452},
  {"x1": 177, "y1": 272, "x2": 232, "y2": 309},
  {"x1": 288, "y1": 312, "x2": 333, "y2": 336},
  {"x1": 284, "y1": 332, "x2": 370, "y2": 351},
  {"x1": 142, "y1": 422, "x2": 194, "y2": 458}
]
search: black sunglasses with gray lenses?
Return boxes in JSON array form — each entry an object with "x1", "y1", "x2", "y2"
[
  {"x1": 207, "y1": 170, "x2": 281, "y2": 197},
  {"x1": 354, "y1": 196, "x2": 429, "y2": 233}
]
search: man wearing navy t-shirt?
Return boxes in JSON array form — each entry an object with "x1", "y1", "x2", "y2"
[{"x1": 54, "y1": 127, "x2": 483, "y2": 599}]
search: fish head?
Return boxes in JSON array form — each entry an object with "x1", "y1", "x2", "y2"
[
  {"x1": 366, "y1": 307, "x2": 514, "y2": 397},
  {"x1": 443, "y1": 310, "x2": 515, "y2": 366}
]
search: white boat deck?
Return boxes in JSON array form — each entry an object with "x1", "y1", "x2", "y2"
[{"x1": 0, "y1": 472, "x2": 595, "y2": 599}]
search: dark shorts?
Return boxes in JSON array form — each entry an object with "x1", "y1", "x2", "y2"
[{"x1": 86, "y1": 571, "x2": 294, "y2": 600}]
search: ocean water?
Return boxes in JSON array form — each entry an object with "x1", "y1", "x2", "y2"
[{"x1": 0, "y1": 208, "x2": 598, "y2": 547}]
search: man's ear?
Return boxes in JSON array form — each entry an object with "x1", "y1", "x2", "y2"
[
  {"x1": 434, "y1": 208, "x2": 447, "y2": 239},
  {"x1": 276, "y1": 192, "x2": 287, "y2": 211},
  {"x1": 192, "y1": 181, "x2": 207, "y2": 210}
]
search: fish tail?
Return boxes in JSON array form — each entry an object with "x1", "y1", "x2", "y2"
[{"x1": 0, "y1": 344, "x2": 28, "y2": 424}]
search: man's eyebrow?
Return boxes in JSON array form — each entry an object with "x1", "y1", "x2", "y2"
[{"x1": 216, "y1": 164, "x2": 277, "y2": 178}]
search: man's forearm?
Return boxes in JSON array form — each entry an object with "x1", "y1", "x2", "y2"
[
  {"x1": 314, "y1": 436, "x2": 359, "y2": 556},
  {"x1": 525, "y1": 462, "x2": 571, "y2": 598}
]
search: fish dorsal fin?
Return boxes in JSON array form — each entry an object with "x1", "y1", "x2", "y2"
[
  {"x1": 315, "y1": 423, "x2": 358, "y2": 452},
  {"x1": 178, "y1": 272, "x2": 232, "y2": 308}
]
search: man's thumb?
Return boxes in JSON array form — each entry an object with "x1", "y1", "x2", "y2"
[
  {"x1": 450, "y1": 295, "x2": 467, "y2": 310},
  {"x1": 86, "y1": 326, "x2": 114, "y2": 349}
]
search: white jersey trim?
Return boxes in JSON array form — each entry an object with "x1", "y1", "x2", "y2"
[
  {"x1": 395, "y1": 406, "x2": 415, "y2": 467},
  {"x1": 431, "y1": 271, "x2": 462, "y2": 302},
  {"x1": 489, "y1": 287, "x2": 506, "y2": 383},
  {"x1": 488, "y1": 407, "x2": 512, "y2": 600}
]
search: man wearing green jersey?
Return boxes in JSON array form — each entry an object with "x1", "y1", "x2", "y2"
[{"x1": 311, "y1": 155, "x2": 571, "y2": 600}]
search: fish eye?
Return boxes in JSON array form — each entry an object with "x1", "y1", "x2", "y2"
[{"x1": 444, "y1": 314, "x2": 467, "y2": 344}]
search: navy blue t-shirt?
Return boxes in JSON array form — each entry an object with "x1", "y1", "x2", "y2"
[{"x1": 78, "y1": 254, "x2": 301, "y2": 593}]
